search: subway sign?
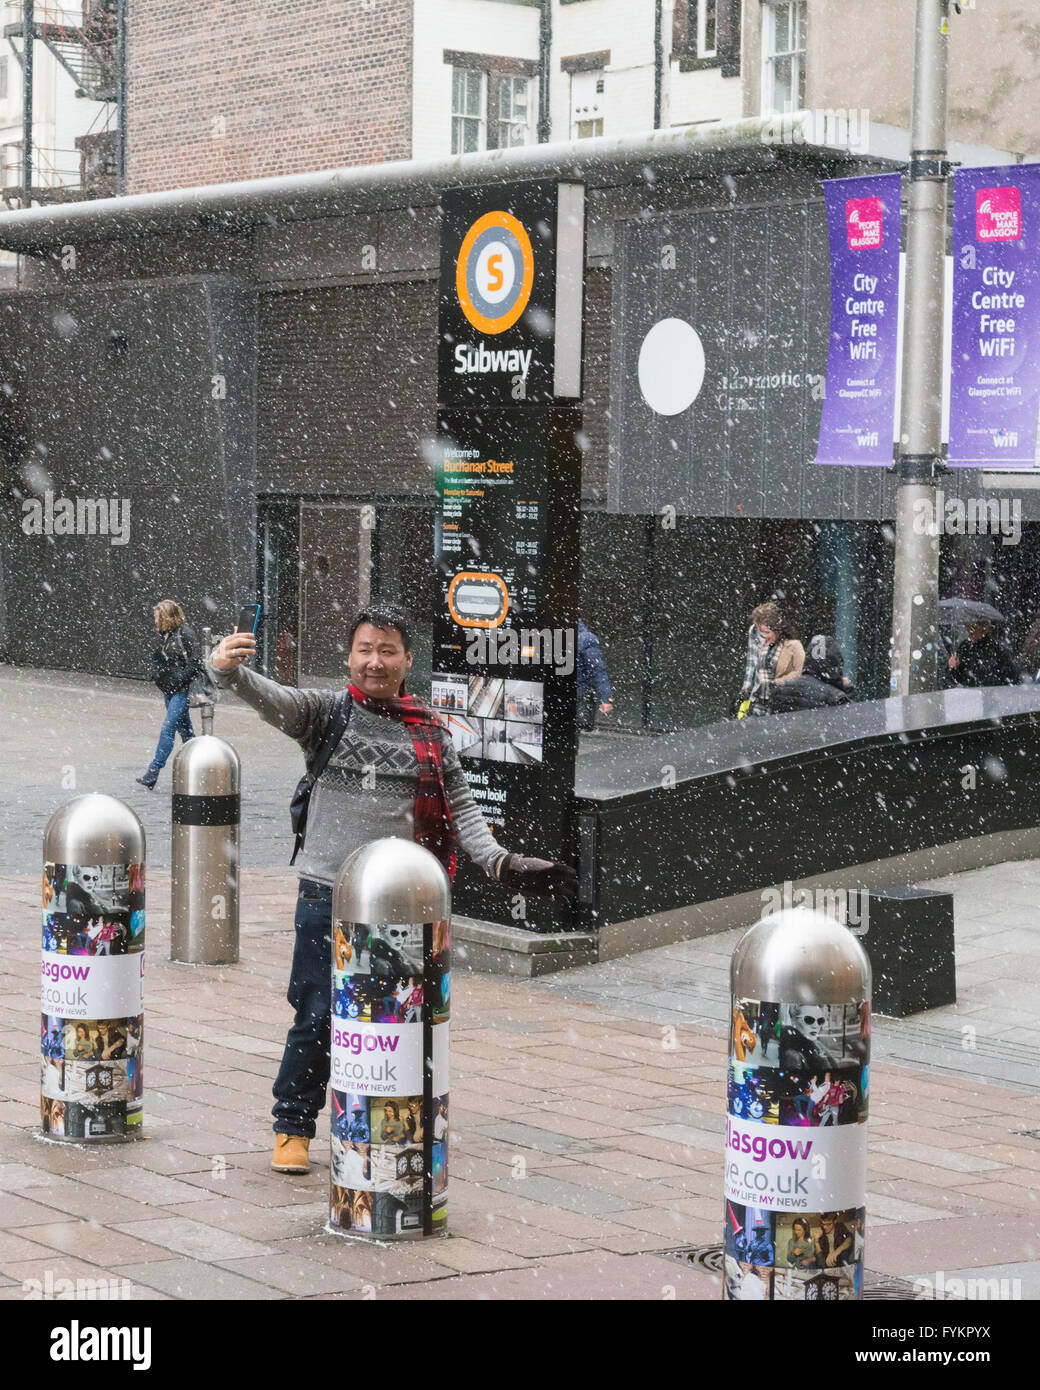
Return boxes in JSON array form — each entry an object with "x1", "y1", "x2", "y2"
[
  {"x1": 434, "y1": 180, "x2": 586, "y2": 932},
  {"x1": 437, "y1": 180, "x2": 585, "y2": 409}
]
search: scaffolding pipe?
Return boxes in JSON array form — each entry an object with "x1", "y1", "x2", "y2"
[
  {"x1": 116, "y1": 0, "x2": 126, "y2": 194},
  {"x1": 537, "y1": 0, "x2": 551, "y2": 143},
  {"x1": 21, "y1": 0, "x2": 32, "y2": 206}
]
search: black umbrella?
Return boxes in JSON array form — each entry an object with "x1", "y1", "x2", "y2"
[{"x1": 938, "y1": 598, "x2": 1005, "y2": 627}]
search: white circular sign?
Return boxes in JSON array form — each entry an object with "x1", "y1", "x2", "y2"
[
  {"x1": 638, "y1": 318, "x2": 706, "y2": 416},
  {"x1": 475, "y1": 240, "x2": 516, "y2": 304}
]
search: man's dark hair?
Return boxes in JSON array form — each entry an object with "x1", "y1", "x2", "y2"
[{"x1": 347, "y1": 601, "x2": 413, "y2": 653}]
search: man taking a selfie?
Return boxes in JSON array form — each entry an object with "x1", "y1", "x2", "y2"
[{"x1": 209, "y1": 600, "x2": 576, "y2": 1174}]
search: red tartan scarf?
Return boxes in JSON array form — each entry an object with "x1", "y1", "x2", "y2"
[{"x1": 346, "y1": 684, "x2": 458, "y2": 880}]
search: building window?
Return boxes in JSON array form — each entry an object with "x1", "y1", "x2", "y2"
[
  {"x1": 694, "y1": 0, "x2": 718, "y2": 58},
  {"x1": 452, "y1": 68, "x2": 486, "y2": 154},
  {"x1": 447, "y1": 54, "x2": 537, "y2": 154},
  {"x1": 497, "y1": 75, "x2": 531, "y2": 148},
  {"x1": 676, "y1": 0, "x2": 741, "y2": 75},
  {"x1": 762, "y1": 0, "x2": 806, "y2": 114}
]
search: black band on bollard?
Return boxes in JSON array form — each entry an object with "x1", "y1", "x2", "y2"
[{"x1": 172, "y1": 793, "x2": 241, "y2": 827}]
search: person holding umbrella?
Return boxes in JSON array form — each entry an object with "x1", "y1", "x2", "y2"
[
  {"x1": 941, "y1": 600, "x2": 1020, "y2": 688},
  {"x1": 948, "y1": 621, "x2": 1019, "y2": 686}
]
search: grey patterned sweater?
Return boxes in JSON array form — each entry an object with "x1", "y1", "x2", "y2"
[{"x1": 209, "y1": 662, "x2": 508, "y2": 887}]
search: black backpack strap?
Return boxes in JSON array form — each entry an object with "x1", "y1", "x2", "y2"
[
  {"x1": 290, "y1": 691, "x2": 352, "y2": 865},
  {"x1": 310, "y1": 690, "x2": 353, "y2": 781}
]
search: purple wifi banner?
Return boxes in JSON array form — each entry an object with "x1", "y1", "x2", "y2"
[
  {"x1": 815, "y1": 172, "x2": 902, "y2": 467},
  {"x1": 949, "y1": 164, "x2": 1040, "y2": 469}
]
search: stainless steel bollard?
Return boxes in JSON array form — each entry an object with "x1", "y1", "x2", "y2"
[
  {"x1": 170, "y1": 736, "x2": 240, "y2": 965},
  {"x1": 41, "y1": 795, "x2": 146, "y2": 1142},
  {"x1": 724, "y1": 908, "x2": 871, "y2": 1303},
  {"x1": 329, "y1": 837, "x2": 452, "y2": 1240}
]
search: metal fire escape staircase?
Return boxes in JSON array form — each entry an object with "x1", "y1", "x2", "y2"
[
  {"x1": 6, "y1": 1, "x2": 117, "y2": 99},
  {"x1": 4, "y1": 1, "x2": 120, "y2": 204}
]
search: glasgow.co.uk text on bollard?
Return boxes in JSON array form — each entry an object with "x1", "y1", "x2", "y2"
[
  {"x1": 170, "y1": 735, "x2": 240, "y2": 966},
  {"x1": 724, "y1": 907, "x2": 871, "y2": 1302},
  {"x1": 329, "y1": 837, "x2": 451, "y2": 1240},
  {"x1": 41, "y1": 794, "x2": 146, "y2": 1141}
]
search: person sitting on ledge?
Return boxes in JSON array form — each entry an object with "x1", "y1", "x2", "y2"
[{"x1": 771, "y1": 636, "x2": 855, "y2": 714}]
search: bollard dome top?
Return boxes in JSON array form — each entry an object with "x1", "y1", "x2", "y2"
[
  {"x1": 43, "y1": 794, "x2": 146, "y2": 866},
  {"x1": 334, "y1": 837, "x2": 452, "y2": 924},
  {"x1": 731, "y1": 907, "x2": 871, "y2": 1007},
  {"x1": 172, "y1": 735, "x2": 241, "y2": 797}
]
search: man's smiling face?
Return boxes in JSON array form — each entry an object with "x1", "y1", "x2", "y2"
[{"x1": 349, "y1": 622, "x2": 413, "y2": 699}]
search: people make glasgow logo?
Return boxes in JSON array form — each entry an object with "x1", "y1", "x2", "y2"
[
  {"x1": 845, "y1": 196, "x2": 883, "y2": 250},
  {"x1": 976, "y1": 186, "x2": 1022, "y2": 242}
]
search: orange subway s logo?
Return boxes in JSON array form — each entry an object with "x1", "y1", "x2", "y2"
[{"x1": 455, "y1": 211, "x2": 535, "y2": 335}]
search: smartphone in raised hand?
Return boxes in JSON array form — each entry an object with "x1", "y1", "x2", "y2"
[{"x1": 235, "y1": 603, "x2": 261, "y2": 637}]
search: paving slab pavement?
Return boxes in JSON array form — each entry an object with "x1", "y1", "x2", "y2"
[
  {"x1": 2, "y1": 663, "x2": 1038, "y2": 1299},
  {"x1": 2, "y1": 864, "x2": 1040, "y2": 1298},
  {"x1": 534, "y1": 858, "x2": 1040, "y2": 1092}
]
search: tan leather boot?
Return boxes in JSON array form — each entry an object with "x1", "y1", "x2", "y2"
[{"x1": 271, "y1": 1133, "x2": 310, "y2": 1173}]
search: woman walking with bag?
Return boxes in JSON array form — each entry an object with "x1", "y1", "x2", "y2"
[{"x1": 136, "y1": 600, "x2": 199, "y2": 789}]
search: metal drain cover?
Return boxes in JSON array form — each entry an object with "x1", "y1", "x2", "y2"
[{"x1": 658, "y1": 1244, "x2": 940, "y2": 1300}]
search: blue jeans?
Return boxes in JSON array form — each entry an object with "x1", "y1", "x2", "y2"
[
  {"x1": 272, "y1": 881, "x2": 333, "y2": 1138},
  {"x1": 148, "y1": 693, "x2": 195, "y2": 775}
]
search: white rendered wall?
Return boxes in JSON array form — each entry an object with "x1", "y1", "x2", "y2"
[
  {"x1": 550, "y1": 0, "x2": 656, "y2": 140},
  {"x1": 412, "y1": 0, "x2": 752, "y2": 157},
  {"x1": 412, "y1": 0, "x2": 541, "y2": 163},
  {"x1": 668, "y1": 61, "x2": 743, "y2": 128}
]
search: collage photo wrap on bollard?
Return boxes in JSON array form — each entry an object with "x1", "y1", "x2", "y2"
[
  {"x1": 724, "y1": 995, "x2": 870, "y2": 1301},
  {"x1": 40, "y1": 859, "x2": 145, "y2": 1141},
  {"x1": 328, "y1": 913, "x2": 450, "y2": 1239}
]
